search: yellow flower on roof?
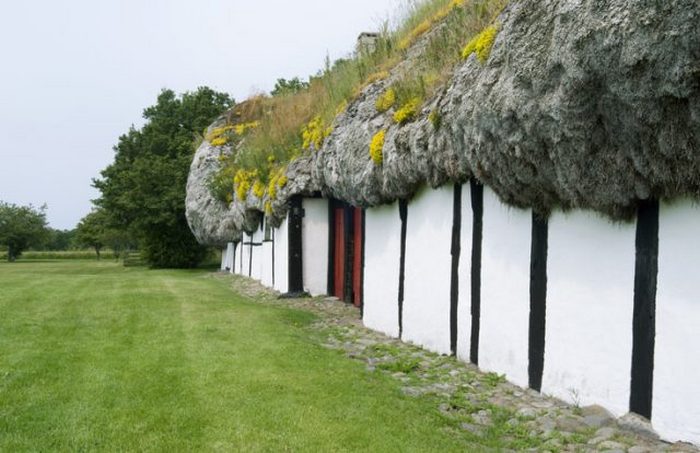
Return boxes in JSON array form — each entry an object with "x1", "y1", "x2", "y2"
[
  {"x1": 393, "y1": 98, "x2": 421, "y2": 125},
  {"x1": 234, "y1": 169, "x2": 257, "y2": 201},
  {"x1": 369, "y1": 129, "x2": 386, "y2": 166},
  {"x1": 252, "y1": 180, "x2": 265, "y2": 198},
  {"x1": 210, "y1": 137, "x2": 228, "y2": 147},
  {"x1": 375, "y1": 88, "x2": 396, "y2": 113},
  {"x1": 301, "y1": 116, "x2": 331, "y2": 150},
  {"x1": 462, "y1": 24, "x2": 499, "y2": 64},
  {"x1": 234, "y1": 121, "x2": 260, "y2": 136}
]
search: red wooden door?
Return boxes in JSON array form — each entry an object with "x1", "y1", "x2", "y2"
[
  {"x1": 352, "y1": 207, "x2": 363, "y2": 307},
  {"x1": 333, "y1": 208, "x2": 345, "y2": 299}
]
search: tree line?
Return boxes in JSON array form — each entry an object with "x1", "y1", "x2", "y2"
[
  {"x1": 0, "y1": 202, "x2": 130, "y2": 261},
  {"x1": 2, "y1": 86, "x2": 233, "y2": 265}
]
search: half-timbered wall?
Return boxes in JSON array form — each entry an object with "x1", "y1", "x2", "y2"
[
  {"x1": 221, "y1": 184, "x2": 700, "y2": 445},
  {"x1": 358, "y1": 186, "x2": 700, "y2": 444}
]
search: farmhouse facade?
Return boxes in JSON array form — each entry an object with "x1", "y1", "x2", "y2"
[
  {"x1": 215, "y1": 185, "x2": 700, "y2": 445},
  {"x1": 186, "y1": 0, "x2": 700, "y2": 445}
]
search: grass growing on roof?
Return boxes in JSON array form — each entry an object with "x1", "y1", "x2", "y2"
[
  {"x1": 396, "y1": 0, "x2": 466, "y2": 50},
  {"x1": 210, "y1": 0, "x2": 508, "y2": 204},
  {"x1": 379, "y1": 0, "x2": 506, "y2": 125}
]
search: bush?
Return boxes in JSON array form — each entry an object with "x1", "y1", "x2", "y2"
[
  {"x1": 0, "y1": 202, "x2": 49, "y2": 261},
  {"x1": 140, "y1": 222, "x2": 208, "y2": 269}
]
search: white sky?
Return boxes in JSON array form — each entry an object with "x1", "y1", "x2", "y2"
[{"x1": 0, "y1": 0, "x2": 403, "y2": 229}]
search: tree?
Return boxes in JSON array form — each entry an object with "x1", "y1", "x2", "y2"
[
  {"x1": 0, "y1": 202, "x2": 49, "y2": 261},
  {"x1": 271, "y1": 77, "x2": 309, "y2": 96},
  {"x1": 101, "y1": 228, "x2": 137, "y2": 260},
  {"x1": 75, "y1": 210, "x2": 108, "y2": 258},
  {"x1": 42, "y1": 228, "x2": 76, "y2": 251},
  {"x1": 93, "y1": 87, "x2": 233, "y2": 268}
]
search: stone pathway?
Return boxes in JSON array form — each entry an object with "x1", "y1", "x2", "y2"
[{"x1": 218, "y1": 273, "x2": 698, "y2": 453}]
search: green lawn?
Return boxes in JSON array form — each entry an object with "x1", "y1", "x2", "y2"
[{"x1": 0, "y1": 261, "x2": 476, "y2": 451}]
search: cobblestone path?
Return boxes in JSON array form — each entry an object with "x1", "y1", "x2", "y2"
[{"x1": 220, "y1": 273, "x2": 698, "y2": 453}]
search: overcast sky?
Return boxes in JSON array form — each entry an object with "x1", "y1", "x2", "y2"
[{"x1": 0, "y1": 0, "x2": 403, "y2": 230}]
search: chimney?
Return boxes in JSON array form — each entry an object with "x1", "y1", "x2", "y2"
[{"x1": 356, "y1": 32, "x2": 380, "y2": 56}]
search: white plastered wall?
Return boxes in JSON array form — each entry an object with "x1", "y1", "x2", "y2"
[
  {"x1": 250, "y1": 226, "x2": 265, "y2": 281},
  {"x1": 363, "y1": 202, "x2": 401, "y2": 338},
  {"x1": 543, "y1": 210, "x2": 635, "y2": 416},
  {"x1": 653, "y1": 199, "x2": 700, "y2": 444},
  {"x1": 239, "y1": 234, "x2": 251, "y2": 277},
  {"x1": 403, "y1": 185, "x2": 453, "y2": 354},
  {"x1": 226, "y1": 243, "x2": 235, "y2": 272},
  {"x1": 456, "y1": 183, "x2": 473, "y2": 362},
  {"x1": 302, "y1": 198, "x2": 329, "y2": 296},
  {"x1": 274, "y1": 217, "x2": 289, "y2": 294},
  {"x1": 261, "y1": 236, "x2": 274, "y2": 288},
  {"x1": 233, "y1": 242, "x2": 242, "y2": 275},
  {"x1": 479, "y1": 187, "x2": 531, "y2": 388}
]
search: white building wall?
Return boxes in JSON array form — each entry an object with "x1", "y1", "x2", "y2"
[
  {"x1": 210, "y1": 187, "x2": 700, "y2": 445},
  {"x1": 403, "y1": 185, "x2": 454, "y2": 355},
  {"x1": 302, "y1": 198, "x2": 329, "y2": 296},
  {"x1": 479, "y1": 187, "x2": 531, "y2": 388},
  {"x1": 225, "y1": 243, "x2": 234, "y2": 273},
  {"x1": 250, "y1": 226, "x2": 264, "y2": 282},
  {"x1": 220, "y1": 247, "x2": 227, "y2": 271},
  {"x1": 239, "y1": 234, "x2": 251, "y2": 277},
  {"x1": 653, "y1": 200, "x2": 700, "y2": 444},
  {"x1": 274, "y1": 217, "x2": 289, "y2": 294},
  {"x1": 233, "y1": 242, "x2": 242, "y2": 275},
  {"x1": 363, "y1": 203, "x2": 401, "y2": 338},
  {"x1": 456, "y1": 183, "x2": 473, "y2": 362},
  {"x1": 543, "y1": 210, "x2": 635, "y2": 416},
  {"x1": 261, "y1": 238, "x2": 274, "y2": 288}
]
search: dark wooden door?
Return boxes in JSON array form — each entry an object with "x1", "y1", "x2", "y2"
[
  {"x1": 288, "y1": 196, "x2": 304, "y2": 294},
  {"x1": 333, "y1": 208, "x2": 345, "y2": 299},
  {"x1": 352, "y1": 207, "x2": 363, "y2": 307}
]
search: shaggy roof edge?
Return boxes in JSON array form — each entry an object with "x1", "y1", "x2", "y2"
[{"x1": 187, "y1": 0, "x2": 700, "y2": 243}]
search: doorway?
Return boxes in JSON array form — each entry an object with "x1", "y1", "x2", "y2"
[{"x1": 329, "y1": 202, "x2": 364, "y2": 307}]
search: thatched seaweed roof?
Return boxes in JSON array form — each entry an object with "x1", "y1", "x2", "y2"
[{"x1": 187, "y1": 0, "x2": 700, "y2": 244}]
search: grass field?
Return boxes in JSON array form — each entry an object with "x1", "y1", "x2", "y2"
[{"x1": 0, "y1": 261, "x2": 479, "y2": 451}]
